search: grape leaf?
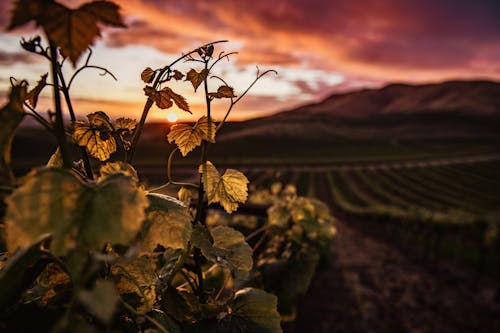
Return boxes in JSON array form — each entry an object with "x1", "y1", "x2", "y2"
[
  {"x1": 9, "y1": 0, "x2": 126, "y2": 66},
  {"x1": 186, "y1": 68, "x2": 209, "y2": 92},
  {"x1": 113, "y1": 117, "x2": 136, "y2": 132},
  {"x1": 77, "y1": 174, "x2": 149, "y2": 250},
  {"x1": 199, "y1": 161, "x2": 248, "y2": 213},
  {"x1": 47, "y1": 147, "x2": 63, "y2": 168},
  {"x1": 0, "y1": 83, "x2": 26, "y2": 184},
  {"x1": 172, "y1": 70, "x2": 184, "y2": 81},
  {"x1": 99, "y1": 161, "x2": 138, "y2": 181},
  {"x1": 208, "y1": 85, "x2": 236, "y2": 99},
  {"x1": 224, "y1": 288, "x2": 281, "y2": 333},
  {"x1": 192, "y1": 224, "x2": 252, "y2": 276},
  {"x1": 78, "y1": 280, "x2": 118, "y2": 325},
  {"x1": 141, "y1": 193, "x2": 192, "y2": 252},
  {"x1": 167, "y1": 116, "x2": 216, "y2": 156},
  {"x1": 25, "y1": 73, "x2": 48, "y2": 108},
  {"x1": 144, "y1": 86, "x2": 172, "y2": 109},
  {"x1": 5, "y1": 170, "x2": 148, "y2": 256},
  {"x1": 73, "y1": 112, "x2": 116, "y2": 161},
  {"x1": 5, "y1": 168, "x2": 84, "y2": 255},
  {"x1": 162, "y1": 87, "x2": 190, "y2": 113},
  {"x1": 178, "y1": 187, "x2": 195, "y2": 206},
  {"x1": 112, "y1": 256, "x2": 158, "y2": 313},
  {"x1": 141, "y1": 67, "x2": 155, "y2": 83}
]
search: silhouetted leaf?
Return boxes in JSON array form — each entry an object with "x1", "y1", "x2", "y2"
[
  {"x1": 192, "y1": 224, "x2": 252, "y2": 276},
  {"x1": 99, "y1": 161, "x2": 138, "y2": 181},
  {"x1": 162, "y1": 87, "x2": 190, "y2": 113},
  {"x1": 186, "y1": 68, "x2": 209, "y2": 92},
  {"x1": 0, "y1": 83, "x2": 26, "y2": 184},
  {"x1": 141, "y1": 193, "x2": 192, "y2": 252},
  {"x1": 144, "y1": 86, "x2": 173, "y2": 109},
  {"x1": 26, "y1": 73, "x2": 48, "y2": 108},
  {"x1": 172, "y1": 70, "x2": 184, "y2": 81},
  {"x1": 8, "y1": 0, "x2": 126, "y2": 65},
  {"x1": 208, "y1": 85, "x2": 236, "y2": 99},
  {"x1": 167, "y1": 116, "x2": 216, "y2": 156},
  {"x1": 199, "y1": 161, "x2": 248, "y2": 213},
  {"x1": 141, "y1": 67, "x2": 155, "y2": 83}
]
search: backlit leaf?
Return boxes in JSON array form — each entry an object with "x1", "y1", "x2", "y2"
[
  {"x1": 99, "y1": 161, "x2": 138, "y2": 181},
  {"x1": 186, "y1": 68, "x2": 209, "y2": 92},
  {"x1": 192, "y1": 224, "x2": 252, "y2": 276},
  {"x1": 5, "y1": 168, "x2": 83, "y2": 255},
  {"x1": 78, "y1": 280, "x2": 118, "y2": 325},
  {"x1": 47, "y1": 147, "x2": 63, "y2": 168},
  {"x1": 77, "y1": 174, "x2": 148, "y2": 250},
  {"x1": 162, "y1": 87, "x2": 190, "y2": 113},
  {"x1": 141, "y1": 67, "x2": 155, "y2": 83},
  {"x1": 5, "y1": 169, "x2": 148, "y2": 255},
  {"x1": 73, "y1": 113, "x2": 117, "y2": 161},
  {"x1": 224, "y1": 288, "x2": 281, "y2": 333},
  {"x1": 141, "y1": 193, "x2": 192, "y2": 252},
  {"x1": 144, "y1": 86, "x2": 173, "y2": 109},
  {"x1": 208, "y1": 85, "x2": 236, "y2": 99},
  {"x1": 199, "y1": 161, "x2": 248, "y2": 213},
  {"x1": 167, "y1": 116, "x2": 216, "y2": 156},
  {"x1": 113, "y1": 117, "x2": 136, "y2": 132},
  {"x1": 26, "y1": 73, "x2": 48, "y2": 108},
  {"x1": 9, "y1": 1, "x2": 126, "y2": 66},
  {"x1": 0, "y1": 83, "x2": 26, "y2": 184},
  {"x1": 178, "y1": 187, "x2": 195, "y2": 206}
]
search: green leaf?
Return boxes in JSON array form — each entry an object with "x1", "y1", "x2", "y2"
[
  {"x1": 167, "y1": 116, "x2": 216, "y2": 156},
  {"x1": 141, "y1": 193, "x2": 192, "y2": 252},
  {"x1": 77, "y1": 174, "x2": 148, "y2": 250},
  {"x1": 99, "y1": 161, "x2": 138, "y2": 181},
  {"x1": 224, "y1": 288, "x2": 282, "y2": 333},
  {"x1": 192, "y1": 224, "x2": 252, "y2": 277},
  {"x1": 185, "y1": 68, "x2": 209, "y2": 92},
  {"x1": 199, "y1": 161, "x2": 249, "y2": 213},
  {"x1": 25, "y1": 73, "x2": 48, "y2": 108},
  {"x1": 78, "y1": 280, "x2": 118, "y2": 325},
  {"x1": 5, "y1": 168, "x2": 84, "y2": 255},
  {"x1": 0, "y1": 83, "x2": 26, "y2": 184}
]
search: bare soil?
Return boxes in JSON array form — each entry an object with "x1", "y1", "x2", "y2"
[{"x1": 284, "y1": 174, "x2": 500, "y2": 333}]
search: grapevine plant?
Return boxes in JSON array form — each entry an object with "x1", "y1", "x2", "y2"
[{"x1": 0, "y1": 0, "x2": 285, "y2": 332}]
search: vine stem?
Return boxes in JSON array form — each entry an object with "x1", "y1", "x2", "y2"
[
  {"x1": 56, "y1": 63, "x2": 94, "y2": 179},
  {"x1": 126, "y1": 40, "x2": 228, "y2": 164},
  {"x1": 48, "y1": 41, "x2": 71, "y2": 168},
  {"x1": 120, "y1": 299, "x2": 169, "y2": 333}
]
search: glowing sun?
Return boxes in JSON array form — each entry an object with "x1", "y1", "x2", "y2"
[{"x1": 167, "y1": 112, "x2": 178, "y2": 123}]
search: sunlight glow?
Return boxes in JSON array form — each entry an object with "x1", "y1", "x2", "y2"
[{"x1": 167, "y1": 112, "x2": 179, "y2": 123}]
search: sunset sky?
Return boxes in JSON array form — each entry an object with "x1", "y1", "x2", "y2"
[{"x1": 0, "y1": 0, "x2": 499, "y2": 122}]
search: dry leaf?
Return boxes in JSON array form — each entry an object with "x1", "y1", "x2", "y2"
[
  {"x1": 141, "y1": 67, "x2": 155, "y2": 83},
  {"x1": 167, "y1": 116, "x2": 216, "y2": 156},
  {"x1": 185, "y1": 68, "x2": 208, "y2": 92},
  {"x1": 26, "y1": 73, "x2": 48, "y2": 108}
]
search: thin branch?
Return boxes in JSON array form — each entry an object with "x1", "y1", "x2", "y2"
[
  {"x1": 23, "y1": 102, "x2": 53, "y2": 131},
  {"x1": 208, "y1": 51, "x2": 238, "y2": 72},
  {"x1": 67, "y1": 49, "x2": 117, "y2": 89},
  {"x1": 120, "y1": 299, "x2": 169, "y2": 333}
]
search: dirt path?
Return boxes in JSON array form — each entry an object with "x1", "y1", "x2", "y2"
[{"x1": 285, "y1": 174, "x2": 500, "y2": 333}]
